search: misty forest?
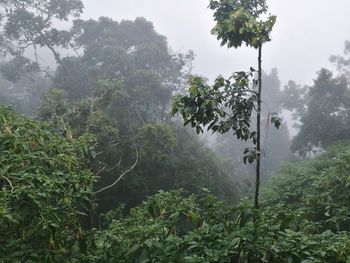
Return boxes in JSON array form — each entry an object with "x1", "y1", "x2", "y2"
[{"x1": 1, "y1": 0, "x2": 350, "y2": 262}]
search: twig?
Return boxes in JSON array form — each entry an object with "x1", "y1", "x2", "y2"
[
  {"x1": 1, "y1": 175, "x2": 14, "y2": 191},
  {"x1": 33, "y1": 43, "x2": 39, "y2": 64},
  {"x1": 106, "y1": 154, "x2": 123, "y2": 172},
  {"x1": 70, "y1": 44, "x2": 81, "y2": 57}
]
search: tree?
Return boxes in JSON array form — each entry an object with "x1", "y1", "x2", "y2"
[
  {"x1": 289, "y1": 69, "x2": 350, "y2": 155},
  {"x1": 0, "y1": 0, "x2": 85, "y2": 116},
  {"x1": 282, "y1": 41, "x2": 350, "y2": 156},
  {"x1": 173, "y1": 0, "x2": 278, "y2": 208},
  {"x1": 40, "y1": 17, "x2": 238, "y2": 217},
  {"x1": 212, "y1": 69, "x2": 291, "y2": 186},
  {"x1": 330, "y1": 40, "x2": 350, "y2": 77},
  {"x1": 0, "y1": 0, "x2": 84, "y2": 81},
  {"x1": 55, "y1": 17, "x2": 192, "y2": 123}
]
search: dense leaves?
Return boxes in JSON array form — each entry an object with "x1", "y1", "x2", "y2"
[
  {"x1": 0, "y1": 107, "x2": 95, "y2": 261},
  {"x1": 77, "y1": 145, "x2": 350, "y2": 262},
  {"x1": 209, "y1": 0, "x2": 276, "y2": 48},
  {"x1": 81, "y1": 182, "x2": 350, "y2": 262},
  {"x1": 173, "y1": 72, "x2": 258, "y2": 138},
  {"x1": 14, "y1": 130, "x2": 344, "y2": 263},
  {"x1": 263, "y1": 143, "x2": 350, "y2": 232}
]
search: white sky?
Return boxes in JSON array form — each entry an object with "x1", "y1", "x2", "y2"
[{"x1": 81, "y1": 0, "x2": 350, "y2": 87}]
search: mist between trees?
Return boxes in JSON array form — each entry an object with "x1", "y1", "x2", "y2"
[{"x1": 1, "y1": 0, "x2": 350, "y2": 262}]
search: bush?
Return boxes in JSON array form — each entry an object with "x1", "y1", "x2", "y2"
[
  {"x1": 263, "y1": 143, "x2": 350, "y2": 232},
  {"x1": 0, "y1": 107, "x2": 95, "y2": 262}
]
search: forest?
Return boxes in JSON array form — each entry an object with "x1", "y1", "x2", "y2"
[{"x1": 0, "y1": 0, "x2": 350, "y2": 262}]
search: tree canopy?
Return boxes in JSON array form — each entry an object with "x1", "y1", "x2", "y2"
[{"x1": 282, "y1": 43, "x2": 350, "y2": 156}]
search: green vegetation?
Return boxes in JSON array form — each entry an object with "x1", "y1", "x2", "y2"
[
  {"x1": 84, "y1": 144, "x2": 350, "y2": 262},
  {"x1": 173, "y1": 0, "x2": 280, "y2": 209},
  {"x1": 0, "y1": 107, "x2": 95, "y2": 261},
  {"x1": 284, "y1": 69, "x2": 350, "y2": 156},
  {"x1": 263, "y1": 143, "x2": 350, "y2": 232},
  {"x1": 1, "y1": 0, "x2": 350, "y2": 262},
  {"x1": 2, "y1": 113, "x2": 350, "y2": 262}
]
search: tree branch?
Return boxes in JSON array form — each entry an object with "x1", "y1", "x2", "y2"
[
  {"x1": 93, "y1": 143, "x2": 138, "y2": 195},
  {"x1": 1, "y1": 175, "x2": 14, "y2": 191}
]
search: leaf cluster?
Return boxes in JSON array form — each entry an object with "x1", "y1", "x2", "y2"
[
  {"x1": 173, "y1": 72, "x2": 281, "y2": 165},
  {"x1": 173, "y1": 72, "x2": 258, "y2": 139},
  {"x1": 209, "y1": 0, "x2": 276, "y2": 48}
]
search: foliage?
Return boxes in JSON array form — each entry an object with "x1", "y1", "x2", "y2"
[
  {"x1": 3, "y1": 1, "x2": 350, "y2": 262},
  {"x1": 81, "y1": 188, "x2": 350, "y2": 263},
  {"x1": 173, "y1": 72, "x2": 258, "y2": 139},
  {"x1": 209, "y1": 0, "x2": 276, "y2": 48},
  {"x1": 211, "y1": 69, "x2": 291, "y2": 185},
  {"x1": 173, "y1": 72, "x2": 280, "y2": 164},
  {"x1": 0, "y1": 56, "x2": 40, "y2": 82},
  {"x1": 82, "y1": 190, "x2": 242, "y2": 262},
  {"x1": 39, "y1": 88, "x2": 118, "y2": 144},
  {"x1": 0, "y1": 0, "x2": 84, "y2": 81},
  {"x1": 56, "y1": 16, "x2": 190, "y2": 103},
  {"x1": 283, "y1": 42, "x2": 350, "y2": 156},
  {"x1": 2, "y1": 109, "x2": 350, "y2": 262},
  {"x1": 43, "y1": 17, "x2": 238, "y2": 214},
  {"x1": 38, "y1": 87, "x2": 238, "y2": 218},
  {"x1": 330, "y1": 40, "x2": 350, "y2": 75},
  {"x1": 172, "y1": 72, "x2": 281, "y2": 206},
  {"x1": 94, "y1": 123, "x2": 239, "y2": 214},
  {"x1": 263, "y1": 143, "x2": 350, "y2": 232},
  {"x1": 174, "y1": 0, "x2": 279, "y2": 209},
  {"x1": 0, "y1": 0, "x2": 83, "y2": 117},
  {"x1": 84, "y1": 145, "x2": 350, "y2": 262},
  {"x1": 0, "y1": 107, "x2": 95, "y2": 261},
  {"x1": 284, "y1": 69, "x2": 350, "y2": 155},
  {"x1": 0, "y1": 61, "x2": 52, "y2": 116},
  {"x1": 167, "y1": 125, "x2": 238, "y2": 201}
]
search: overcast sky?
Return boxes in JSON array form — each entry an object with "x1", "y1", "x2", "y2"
[{"x1": 82, "y1": 0, "x2": 350, "y2": 87}]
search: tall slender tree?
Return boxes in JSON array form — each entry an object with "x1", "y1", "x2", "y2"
[
  {"x1": 173, "y1": 0, "x2": 278, "y2": 208},
  {"x1": 209, "y1": 0, "x2": 276, "y2": 208}
]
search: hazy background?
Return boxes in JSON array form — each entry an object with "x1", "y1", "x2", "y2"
[{"x1": 82, "y1": 0, "x2": 350, "y2": 86}]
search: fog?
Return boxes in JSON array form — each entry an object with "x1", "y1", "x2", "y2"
[
  {"x1": 0, "y1": 0, "x2": 350, "y2": 263},
  {"x1": 2, "y1": 1, "x2": 350, "y2": 260},
  {"x1": 83, "y1": 0, "x2": 350, "y2": 86}
]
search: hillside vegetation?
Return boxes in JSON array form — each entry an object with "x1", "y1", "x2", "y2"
[{"x1": 2, "y1": 107, "x2": 350, "y2": 261}]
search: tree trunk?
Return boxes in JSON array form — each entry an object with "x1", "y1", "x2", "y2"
[{"x1": 255, "y1": 43, "x2": 262, "y2": 209}]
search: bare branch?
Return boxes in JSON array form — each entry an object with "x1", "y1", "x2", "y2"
[
  {"x1": 70, "y1": 44, "x2": 82, "y2": 57},
  {"x1": 93, "y1": 143, "x2": 138, "y2": 195},
  {"x1": 134, "y1": 109, "x2": 146, "y2": 124},
  {"x1": 1, "y1": 175, "x2": 14, "y2": 191},
  {"x1": 47, "y1": 44, "x2": 61, "y2": 63},
  {"x1": 106, "y1": 153, "x2": 123, "y2": 172},
  {"x1": 33, "y1": 43, "x2": 39, "y2": 64}
]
